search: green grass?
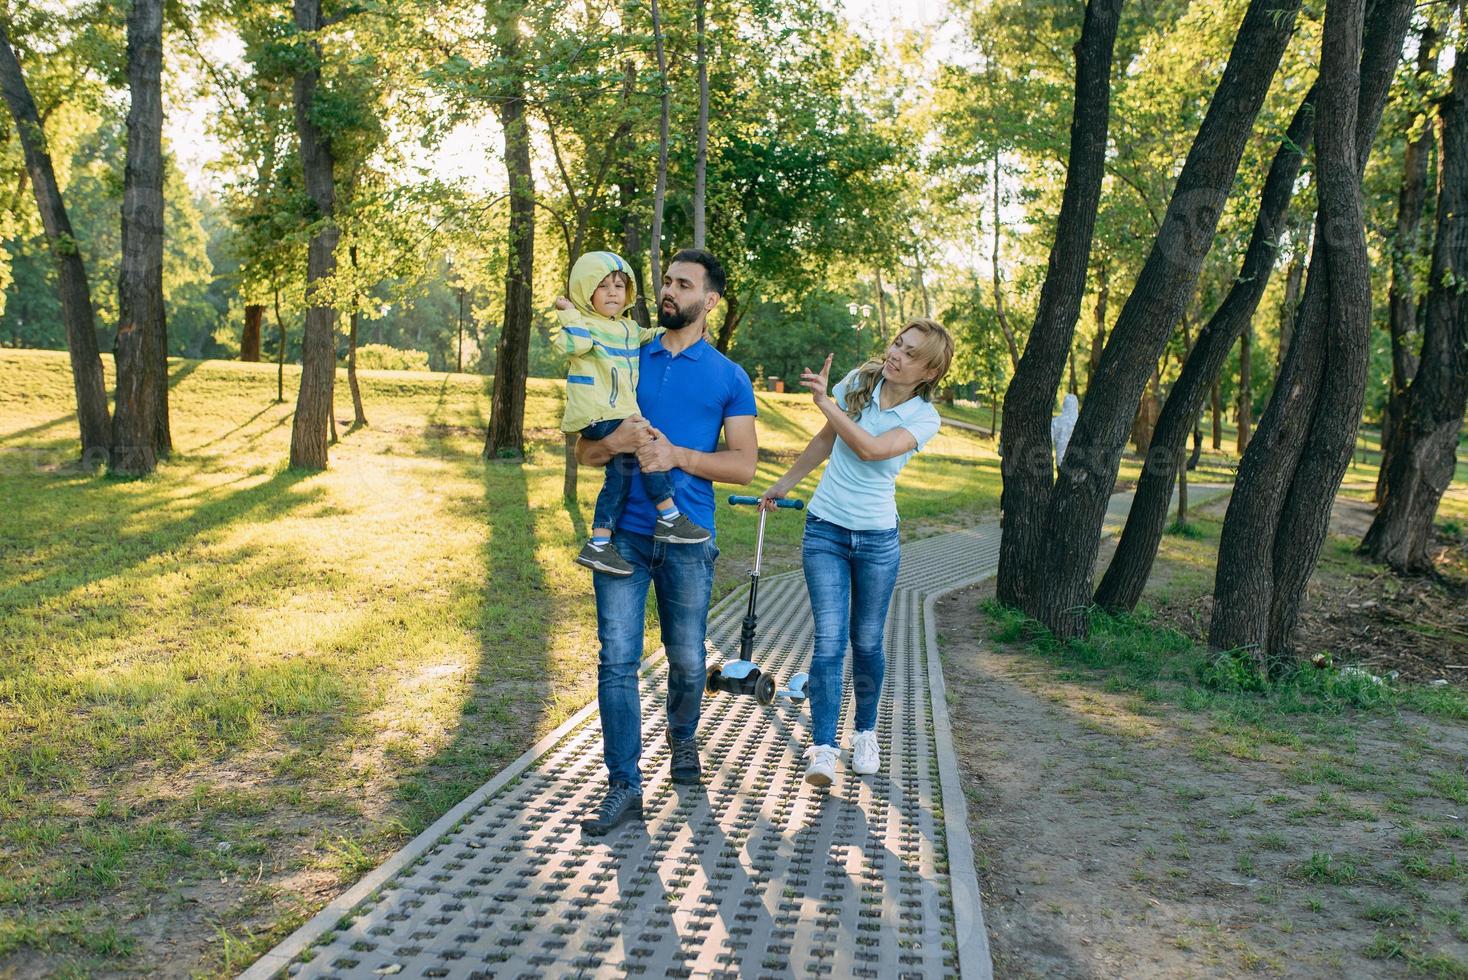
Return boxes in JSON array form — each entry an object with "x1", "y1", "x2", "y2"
[{"x1": 0, "y1": 348, "x2": 1003, "y2": 975}]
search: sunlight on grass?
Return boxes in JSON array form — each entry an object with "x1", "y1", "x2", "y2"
[{"x1": 0, "y1": 349, "x2": 1002, "y2": 973}]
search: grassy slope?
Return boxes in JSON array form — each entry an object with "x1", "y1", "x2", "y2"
[{"x1": 0, "y1": 349, "x2": 1002, "y2": 976}]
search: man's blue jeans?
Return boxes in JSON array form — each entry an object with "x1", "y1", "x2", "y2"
[
  {"x1": 593, "y1": 530, "x2": 718, "y2": 790},
  {"x1": 581, "y1": 418, "x2": 674, "y2": 531},
  {"x1": 802, "y1": 513, "x2": 901, "y2": 748}
]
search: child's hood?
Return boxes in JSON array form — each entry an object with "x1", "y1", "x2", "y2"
[{"x1": 567, "y1": 251, "x2": 637, "y2": 320}]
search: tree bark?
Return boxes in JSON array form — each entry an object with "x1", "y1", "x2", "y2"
[
  {"x1": 287, "y1": 0, "x2": 339, "y2": 471},
  {"x1": 1211, "y1": 0, "x2": 1412, "y2": 660},
  {"x1": 647, "y1": 0, "x2": 671, "y2": 294},
  {"x1": 241, "y1": 304, "x2": 263, "y2": 361},
  {"x1": 111, "y1": 0, "x2": 168, "y2": 476},
  {"x1": 347, "y1": 246, "x2": 366, "y2": 427},
  {"x1": 1362, "y1": 42, "x2": 1467, "y2": 573},
  {"x1": 484, "y1": 6, "x2": 534, "y2": 461},
  {"x1": 995, "y1": 0, "x2": 1123, "y2": 612},
  {"x1": 1096, "y1": 85, "x2": 1317, "y2": 612},
  {"x1": 1032, "y1": 0, "x2": 1303, "y2": 637},
  {"x1": 1376, "y1": 26, "x2": 1439, "y2": 503},
  {"x1": 692, "y1": 0, "x2": 708, "y2": 250},
  {"x1": 0, "y1": 23, "x2": 111, "y2": 464}
]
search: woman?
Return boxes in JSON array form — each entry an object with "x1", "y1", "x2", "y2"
[{"x1": 760, "y1": 318, "x2": 954, "y2": 787}]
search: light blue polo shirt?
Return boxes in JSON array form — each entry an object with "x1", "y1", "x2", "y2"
[
  {"x1": 621, "y1": 334, "x2": 757, "y2": 538},
  {"x1": 807, "y1": 371, "x2": 942, "y2": 531}
]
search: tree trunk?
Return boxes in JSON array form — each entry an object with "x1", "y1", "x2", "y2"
[
  {"x1": 692, "y1": 0, "x2": 708, "y2": 250},
  {"x1": 1032, "y1": 0, "x2": 1303, "y2": 637},
  {"x1": 1210, "y1": 380, "x2": 1222, "y2": 448},
  {"x1": 241, "y1": 304, "x2": 263, "y2": 361},
  {"x1": 1362, "y1": 42, "x2": 1467, "y2": 573},
  {"x1": 647, "y1": 0, "x2": 671, "y2": 294},
  {"x1": 715, "y1": 292, "x2": 744, "y2": 352},
  {"x1": 1212, "y1": 0, "x2": 1412, "y2": 660},
  {"x1": 995, "y1": 0, "x2": 1123, "y2": 612},
  {"x1": 1086, "y1": 260, "x2": 1107, "y2": 393},
  {"x1": 618, "y1": 136, "x2": 651, "y2": 330},
  {"x1": 1095, "y1": 87, "x2": 1316, "y2": 612},
  {"x1": 874, "y1": 268, "x2": 889, "y2": 336},
  {"x1": 1376, "y1": 25, "x2": 1439, "y2": 503},
  {"x1": 0, "y1": 23, "x2": 111, "y2": 464},
  {"x1": 484, "y1": 7, "x2": 534, "y2": 461},
  {"x1": 1277, "y1": 221, "x2": 1310, "y2": 370},
  {"x1": 274, "y1": 287, "x2": 286, "y2": 403},
  {"x1": 1176, "y1": 460, "x2": 1188, "y2": 525},
  {"x1": 287, "y1": 0, "x2": 340, "y2": 471},
  {"x1": 111, "y1": 0, "x2": 167, "y2": 476},
  {"x1": 1236, "y1": 323, "x2": 1252, "y2": 451},
  {"x1": 347, "y1": 247, "x2": 366, "y2": 427},
  {"x1": 991, "y1": 149, "x2": 1022, "y2": 372}
]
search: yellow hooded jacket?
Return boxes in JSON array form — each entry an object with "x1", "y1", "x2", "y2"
[{"x1": 554, "y1": 251, "x2": 662, "y2": 433}]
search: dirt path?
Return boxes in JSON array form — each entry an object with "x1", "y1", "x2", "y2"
[{"x1": 936, "y1": 519, "x2": 1468, "y2": 976}]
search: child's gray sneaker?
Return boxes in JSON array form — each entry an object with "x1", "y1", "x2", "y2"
[
  {"x1": 653, "y1": 512, "x2": 711, "y2": 544},
  {"x1": 576, "y1": 540, "x2": 634, "y2": 576}
]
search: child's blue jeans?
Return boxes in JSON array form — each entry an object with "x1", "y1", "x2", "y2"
[{"x1": 582, "y1": 417, "x2": 674, "y2": 531}]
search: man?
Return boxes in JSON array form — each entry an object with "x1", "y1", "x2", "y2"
[{"x1": 575, "y1": 249, "x2": 758, "y2": 836}]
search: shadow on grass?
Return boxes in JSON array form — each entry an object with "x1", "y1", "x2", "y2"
[
  {"x1": 390, "y1": 442, "x2": 557, "y2": 834},
  {"x1": 0, "y1": 467, "x2": 317, "y2": 614}
]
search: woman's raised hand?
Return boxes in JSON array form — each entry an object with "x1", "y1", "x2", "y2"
[
  {"x1": 800, "y1": 353, "x2": 835, "y2": 405},
  {"x1": 757, "y1": 484, "x2": 788, "y2": 512}
]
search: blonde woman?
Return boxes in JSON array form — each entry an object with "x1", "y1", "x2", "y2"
[{"x1": 760, "y1": 319, "x2": 954, "y2": 786}]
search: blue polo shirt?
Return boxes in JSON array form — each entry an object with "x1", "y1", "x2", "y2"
[
  {"x1": 622, "y1": 334, "x2": 757, "y2": 538},
  {"x1": 807, "y1": 371, "x2": 942, "y2": 530}
]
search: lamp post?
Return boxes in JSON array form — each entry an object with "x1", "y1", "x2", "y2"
[{"x1": 847, "y1": 301, "x2": 872, "y2": 368}]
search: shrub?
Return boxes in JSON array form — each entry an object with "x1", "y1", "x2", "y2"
[{"x1": 351, "y1": 344, "x2": 430, "y2": 372}]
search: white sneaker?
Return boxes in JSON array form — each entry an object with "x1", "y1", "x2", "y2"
[
  {"x1": 803, "y1": 744, "x2": 840, "y2": 787},
  {"x1": 850, "y1": 729, "x2": 881, "y2": 775}
]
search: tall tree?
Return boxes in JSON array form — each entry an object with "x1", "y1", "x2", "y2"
[
  {"x1": 647, "y1": 0, "x2": 671, "y2": 294},
  {"x1": 1361, "y1": 31, "x2": 1466, "y2": 573},
  {"x1": 110, "y1": 0, "x2": 168, "y2": 476},
  {"x1": 287, "y1": 0, "x2": 339, "y2": 471},
  {"x1": 0, "y1": 18, "x2": 111, "y2": 464},
  {"x1": 692, "y1": 0, "x2": 708, "y2": 249},
  {"x1": 993, "y1": 0, "x2": 1124, "y2": 611},
  {"x1": 1095, "y1": 83, "x2": 1318, "y2": 612},
  {"x1": 1376, "y1": 24, "x2": 1441, "y2": 502},
  {"x1": 1211, "y1": 0, "x2": 1413, "y2": 660},
  {"x1": 483, "y1": 2, "x2": 534, "y2": 461},
  {"x1": 1028, "y1": 0, "x2": 1304, "y2": 636}
]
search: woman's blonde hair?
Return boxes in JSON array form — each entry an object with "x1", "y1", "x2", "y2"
[{"x1": 842, "y1": 318, "x2": 954, "y2": 420}]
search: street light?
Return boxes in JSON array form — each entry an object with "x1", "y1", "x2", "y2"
[{"x1": 848, "y1": 301, "x2": 872, "y2": 368}]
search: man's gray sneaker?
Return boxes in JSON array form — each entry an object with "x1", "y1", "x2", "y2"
[
  {"x1": 653, "y1": 511, "x2": 711, "y2": 544},
  {"x1": 576, "y1": 540, "x2": 634, "y2": 576},
  {"x1": 580, "y1": 781, "x2": 643, "y2": 836}
]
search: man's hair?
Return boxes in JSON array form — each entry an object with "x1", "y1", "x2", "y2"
[{"x1": 668, "y1": 248, "x2": 727, "y2": 297}]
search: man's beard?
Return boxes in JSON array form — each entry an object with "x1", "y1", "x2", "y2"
[{"x1": 658, "y1": 299, "x2": 696, "y2": 331}]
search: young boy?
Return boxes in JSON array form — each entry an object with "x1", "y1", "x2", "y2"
[{"x1": 555, "y1": 251, "x2": 711, "y2": 577}]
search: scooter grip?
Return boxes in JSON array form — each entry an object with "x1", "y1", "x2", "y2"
[{"x1": 728, "y1": 495, "x2": 804, "y2": 509}]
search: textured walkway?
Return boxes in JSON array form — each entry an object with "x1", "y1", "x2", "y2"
[{"x1": 242, "y1": 487, "x2": 1227, "y2": 980}]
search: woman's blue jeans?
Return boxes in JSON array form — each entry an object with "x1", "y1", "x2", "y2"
[
  {"x1": 802, "y1": 513, "x2": 901, "y2": 748},
  {"x1": 592, "y1": 530, "x2": 717, "y2": 790}
]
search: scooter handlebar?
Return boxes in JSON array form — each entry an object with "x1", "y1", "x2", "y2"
[{"x1": 728, "y1": 495, "x2": 804, "y2": 509}]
